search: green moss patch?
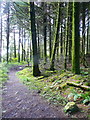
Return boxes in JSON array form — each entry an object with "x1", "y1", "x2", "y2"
[
  {"x1": 0, "y1": 63, "x2": 9, "y2": 86},
  {"x1": 17, "y1": 67, "x2": 90, "y2": 107}
]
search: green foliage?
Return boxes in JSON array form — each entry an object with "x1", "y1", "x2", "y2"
[
  {"x1": 11, "y1": 57, "x2": 18, "y2": 62},
  {"x1": 0, "y1": 63, "x2": 9, "y2": 86},
  {"x1": 68, "y1": 90, "x2": 90, "y2": 104},
  {"x1": 0, "y1": 61, "x2": 27, "y2": 86},
  {"x1": 70, "y1": 75, "x2": 82, "y2": 80},
  {"x1": 68, "y1": 91, "x2": 82, "y2": 101},
  {"x1": 80, "y1": 71, "x2": 88, "y2": 75},
  {"x1": 8, "y1": 61, "x2": 27, "y2": 66},
  {"x1": 17, "y1": 67, "x2": 90, "y2": 107}
]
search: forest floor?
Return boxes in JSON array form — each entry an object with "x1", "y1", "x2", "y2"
[{"x1": 2, "y1": 65, "x2": 68, "y2": 119}]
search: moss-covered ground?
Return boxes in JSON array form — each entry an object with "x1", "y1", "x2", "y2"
[
  {"x1": 17, "y1": 67, "x2": 90, "y2": 111},
  {"x1": 0, "y1": 61, "x2": 28, "y2": 87},
  {"x1": 0, "y1": 63, "x2": 9, "y2": 87}
]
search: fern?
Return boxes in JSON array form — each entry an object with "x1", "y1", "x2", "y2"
[
  {"x1": 83, "y1": 96, "x2": 90, "y2": 104},
  {"x1": 68, "y1": 91, "x2": 90, "y2": 104}
]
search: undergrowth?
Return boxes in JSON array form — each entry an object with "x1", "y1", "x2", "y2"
[
  {"x1": 0, "y1": 63, "x2": 9, "y2": 86},
  {"x1": 17, "y1": 67, "x2": 90, "y2": 106},
  {"x1": 0, "y1": 61, "x2": 27, "y2": 87}
]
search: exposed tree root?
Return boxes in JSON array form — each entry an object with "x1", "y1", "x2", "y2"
[{"x1": 67, "y1": 82, "x2": 90, "y2": 91}]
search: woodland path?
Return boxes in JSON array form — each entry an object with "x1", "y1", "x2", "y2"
[{"x1": 2, "y1": 66, "x2": 68, "y2": 119}]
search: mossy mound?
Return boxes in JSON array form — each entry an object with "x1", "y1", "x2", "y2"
[{"x1": 64, "y1": 102, "x2": 79, "y2": 113}]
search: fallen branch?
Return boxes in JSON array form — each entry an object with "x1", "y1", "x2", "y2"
[{"x1": 67, "y1": 82, "x2": 90, "y2": 91}]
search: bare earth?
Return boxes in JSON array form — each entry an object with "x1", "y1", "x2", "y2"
[{"x1": 2, "y1": 66, "x2": 68, "y2": 119}]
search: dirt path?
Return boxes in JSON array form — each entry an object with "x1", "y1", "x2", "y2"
[{"x1": 2, "y1": 66, "x2": 68, "y2": 118}]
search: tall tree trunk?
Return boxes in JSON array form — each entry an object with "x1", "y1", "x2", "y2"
[
  {"x1": 50, "y1": 3, "x2": 61, "y2": 70},
  {"x1": 14, "y1": 28, "x2": 16, "y2": 58},
  {"x1": 89, "y1": 13, "x2": 90, "y2": 53},
  {"x1": 43, "y1": 3, "x2": 47, "y2": 63},
  {"x1": 21, "y1": 28, "x2": 24, "y2": 61},
  {"x1": 0, "y1": 11, "x2": 2, "y2": 62},
  {"x1": 26, "y1": 37, "x2": 30, "y2": 66},
  {"x1": 63, "y1": 20, "x2": 66, "y2": 56},
  {"x1": 64, "y1": 3, "x2": 69, "y2": 69},
  {"x1": 37, "y1": 23, "x2": 40, "y2": 59},
  {"x1": 18, "y1": 28, "x2": 21, "y2": 62},
  {"x1": 49, "y1": 5, "x2": 52, "y2": 58},
  {"x1": 30, "y1": 2, "x2": 41, "y2": 76},
  {"x1": 30, "y1": 40, "x2": 32, "y2": 61},
  {"x1": 86, "y1": 10, "x2": 89, "y2": 54},
  {"x1": 23, "y1": 29, "x2": 26, "y2": 61},
  {"x1": 72, "y1": 2, "x2": 80, "y2": 74},
  {"x1": 82, "y1": 3, "x2": 86, "y2": 54},
  {"x1": 68, "y1": 3, "x2": 72, "y2": 62},
  {"x1": 6, "y1": 2, "x2": 10, "y2": 63},
  {"x1": 60, "y1": 24, "x2": 63, "y2": 54}
]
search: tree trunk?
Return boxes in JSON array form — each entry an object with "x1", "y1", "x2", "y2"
[
  {"x1": 50, "y1": 3, "x2": 61, "y2": 70},
  {"x1": 18, "y1": 28, "x2": 21, "y2": 63},
  {"x1": 63, "y1": 20, "x2": 66, "y2": 56},
  {"x1": 26, "y1": 37, "x2": 30, "y2": 66},
  {"x1": 43, "y1": 3, "x2": 47, "y2": 63},
  {"x1": 14, "y1": 28, "x2": 16, "y2": 58},
  {"x1": 30, "y1": 2, "x2": 41, "y2": 76},
  {"x1": 0, "y1": 9, "x2": 2, "y2": 62},
  {"x1": 60, "y1": 24, "x2": 63, "y2": 54},
  {"x1": 23, "y1": 29, "x2": 26, "y2": 61},
  {"x1": 86, "y1": 10, "x2": 89, "y2": 54},
  {"x1": 30, "y1": 40, "x2": 32, "y2": 61},
  {"x1": 68, "y1": 3, "x2": 72, "y2": 63},
  {"x1": 21, "y1": 28, "x2": 24, "y2": 61},
  {"x1": 49, "y1": 5, "x2": 52, "y2": 58},
  {"x1": 64, "y1": 3, "x2": 69, "y2": 69},
  {"x1": 72, "y1": 2, "x2": 80, "y2": 74},
  {"x1": 37, "y1": 23, "x2": 40, "y2": 59},
  {"x1": 6, "y1": 2, "x2": 10, "y2": 63},
  {"x1": 82, "y1": 3, "x2": 86, "y2": 54}
]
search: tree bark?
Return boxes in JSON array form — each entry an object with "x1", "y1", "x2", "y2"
[
  {"x1": 37, "y1": 23, "x2": 40, "y2": 59},
  {"x1": 82, "y1": 3, "x2": 86, "y2": 54},
  {"x1": 14, "y1": 27, "x2": 16, "y2": 58},
  {"x1": 6, "y1": 2, "x2": 10, "y2": 63},
  {"x1": 21, "y1": 28, "x2": 24, "y2": 61},
  {"x1": 64, "y1": 3, "x2": 69, "y2": 69},
  {"x1": 86, "y1": 10, "x2": 89, "y2": 54},
  {"x1": 60, "y1": 24, "x2": 63, "y2": 54},
  {"x1": 68, "y1": 3, "x2": 72, "y2": 63},
  {"x1": 0, "y1": 9, "x2": 2, "y2": 62},
  {"x1": 30, "y1": 2, "x2": 41, "y2": 76},
  {"x1": 50, "y1": 3, "x2": 61, "y2": 70},
  {"x1": 49, "y1": 5, "x2": 52, "y2": 58},
  {"x1": 43, "y1": 3, "x2": 47, "y2": 63},
  {"x1": 72, "y1": 2, "x2": 80, "y2": 74},
  {"x1": 18, "y1": 28, "x2": 21, "y2": 63},
  {"x1": 23, "y1": 29, "x2": 26, "y2": 61}
]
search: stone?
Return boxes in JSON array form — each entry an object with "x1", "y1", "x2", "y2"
[{"x1": 64, "y1": 102, "x2": 79, "y2": 113}]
